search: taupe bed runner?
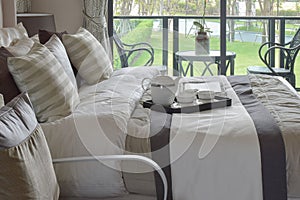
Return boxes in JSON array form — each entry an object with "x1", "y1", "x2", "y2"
[
  {"x1": 227, "y1": 75, "x2": 287, "y2": 200},
  {"x1": 150, "y1": 110, "x2": 173, "y2": 200}
]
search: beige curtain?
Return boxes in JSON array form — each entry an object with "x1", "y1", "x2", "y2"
[
  {"x1": 82, "y1": 0, "x2": 110, "y2": 54},
  {"x1": 2, "y1": 0, "x2": 17, "y2": 27},
  {"x1": 16, "y1": 0, "x2": 31, "y2": 13}
]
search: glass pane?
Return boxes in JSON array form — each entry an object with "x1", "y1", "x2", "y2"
[{"x1": 112, "y1": 0, "x2": 300, "y2": 88}]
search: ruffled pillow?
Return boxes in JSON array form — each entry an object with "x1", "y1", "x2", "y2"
[{"x1": 0, "y1": 92, "x2": 59, "y2": 199}]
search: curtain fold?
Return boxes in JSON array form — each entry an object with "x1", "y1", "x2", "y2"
[{"x1": 82, "y1": 0, "x2": 111, "y2": 56}]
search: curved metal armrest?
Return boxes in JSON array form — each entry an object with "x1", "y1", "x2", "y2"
[
  {"x1": 258, "y1": 41, "x2": 287, "y2": 60},
  {"x1": 259, "y1": 41, "x2": 295, "y2": 68},
  {"x1": 124, "y1": 47, "x2": 154, "y2": 66},
  {"x1": 263, "y1": 43, "x2": 300, "y2": 64},
  {"x1": 53, "y1": 155, "x2": 167, "y2": 200},
  {"x1": 123, "y1": 42, "x2": 154, "y2": 55}
]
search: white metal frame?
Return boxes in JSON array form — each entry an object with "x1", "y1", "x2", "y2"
[{"x1": 53, "y1": 155, "x2": 167, "y2": 200}]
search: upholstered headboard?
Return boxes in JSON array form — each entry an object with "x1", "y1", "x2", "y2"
[{"x1": 1, "y1": 0, "x2": 17, "y2": 28}]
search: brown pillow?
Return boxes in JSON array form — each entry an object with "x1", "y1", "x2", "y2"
[
  {"x1": 0, "y1": 47, "x2": 20, "y2": 103},
  {"x1": 39, "y1": 29, "x2": 68, "y2": 44},
  {"x1": 39, "y1": 29, "x2": 78, "y2": 75}
]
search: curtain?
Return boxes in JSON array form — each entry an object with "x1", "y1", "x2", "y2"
[
  {"x1": 82, "y1": 0, "x2": 110, "y2": 54},
  {"x1": 2, "y1": 0, "x2": 17, "y2": 27},
  {"x1": 16, "y1": 0, "x2": 31, "y2": 13}
]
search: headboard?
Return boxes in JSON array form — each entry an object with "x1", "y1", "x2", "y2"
[{"x1": 1, "y1": 0, "x2": 17, "y2": 28}]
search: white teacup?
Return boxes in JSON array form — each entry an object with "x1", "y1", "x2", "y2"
[
  {"x1": 176, "y1": 89, "x2": 197, "y2": 104},
  {"x1": 197, "y1": 90, "x2": 215, "y2": 100}
]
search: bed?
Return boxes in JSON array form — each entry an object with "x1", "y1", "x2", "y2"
[
  {"x1": 40, "y1": 67, "x2": 300, "y2": 200},
  {"x1": 1, "y1": 2, "x2": 300, "y2": 200}
]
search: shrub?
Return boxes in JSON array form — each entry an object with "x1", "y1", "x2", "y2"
[{"x1": 114, "y1": 20, "x2": 154, "y2": 68}]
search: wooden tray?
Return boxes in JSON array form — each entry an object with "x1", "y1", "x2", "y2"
[{"x1": 142, "y1": 96, "x2": 232, "y2": 114}]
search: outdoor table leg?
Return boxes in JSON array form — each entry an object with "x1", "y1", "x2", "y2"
[
  {"x1": 190, "y1": 61, "x2": 193, "y2": 76},
  {"x1": 230, "y1": 58, "x2": 235, "y2": 75},
  {"x1": 202, "y1": 62, "x2": 214, "y2": 76}
]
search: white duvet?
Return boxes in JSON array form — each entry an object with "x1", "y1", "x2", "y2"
[{"x1": 41, "y1": 67, "x2": 159, "y2": 198}]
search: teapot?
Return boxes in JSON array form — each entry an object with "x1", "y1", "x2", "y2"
[{"x1": 142, "y1": 76, "x2": 180, "y2": 106}]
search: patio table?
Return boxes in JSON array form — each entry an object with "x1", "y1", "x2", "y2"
[{"x1": 175, "y1": 50, "x2": 236, "y2": 76}]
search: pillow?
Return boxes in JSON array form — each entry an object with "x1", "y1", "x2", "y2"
[
  {"x1": 45, "y1": 34, "x2": 77, "y2": 89},
  {"x1": 0, "y1": 92, "x2": 59, "y2": 199},
  {"x1": 5, "y1": 37, "x2": 34, "y2": 56},
  {"x1": 0, "y1": 23, "x2": 28, "y2": 47},
  {"x1": 7, "y1": 42, "x2": 80, "y2": 123},
  {"x1": 39, "y1": 29, "x2": 78, "y2": 76},
  {"x1": 39, "y1": 29, "x2": 67, "y2": 44},
  {"x1": 30, "y1": 34, "x2": 40, "y2": 43},
  {"x1": 0, "y1": 47, "x2": 21, "y2": 103},
  {"x1": 0, "y1": 94, "x2": 3, "y2": 107},
  {"x1": 62, "y1": 27, "x2": 113, "y2": 85}
]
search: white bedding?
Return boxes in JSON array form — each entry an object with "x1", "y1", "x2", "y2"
[
  {"x1": 41, "y1": 67, "x2": 159, "y2": 198},
  {"x1": 170, "y1": 76, "x2": 263, "y2": 200},
  {"x1": 123, "y1": 73, "x2": 300, "y2": 200},
  {"x1": 41, "y1": 66, "x2": 299, "y2": 199}
]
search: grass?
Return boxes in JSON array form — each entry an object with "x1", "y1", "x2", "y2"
[{"x1": 114, "y1": 30, "x2": 300, "y2": 88}]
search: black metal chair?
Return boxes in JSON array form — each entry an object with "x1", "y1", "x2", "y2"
[
  {"x1": 113, "y1": 30, "x2": 154, "y2": 68},
  {"x1": 247, "y1": 28, "x2": 300, "y2": 87}
]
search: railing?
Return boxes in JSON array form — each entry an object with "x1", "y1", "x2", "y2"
[{"x1": 108, "y1": 15, "x2": 300, "y2": 82}]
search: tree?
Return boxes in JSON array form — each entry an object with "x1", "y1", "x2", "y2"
[
  {"x1": 227, "y1": 0, "x2": 237, "y2": 42},
  {"x1": 114, "y1": 0, "x2": 134, "y2": 34},
  {"x1": 257, "y1": 0, "x2": 276, "y2": 43},
  {"x1": 245, "y1": 0, "x2": 254, "y2": 28},
  {"x1": 135, "y1": 0, "x2": 158, "y2": 16}
]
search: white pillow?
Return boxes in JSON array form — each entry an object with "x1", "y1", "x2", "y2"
[
  {"x1": 5, "y1": 37, "x2": 34, "y2": 56},
  {"x1": 62, "y1": 27, "x2": 113, "y2": 85},
  {"x1": 45, "y1": 34, "x2": 77, "y2": 90},
  {"x1": 30, "y1": 34, "x2": 40, "y2": 43},
  {"x1": 0, "y1": 94, "x2": 4, "y2": 107},
  {"x1": 7, "y1": 42, "x2": 80, "y2": 123},
  {"x1": 0, "y1": 23, "x2": 28, "y2": 47}
]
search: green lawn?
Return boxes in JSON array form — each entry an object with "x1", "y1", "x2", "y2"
[{"x1": 114, "y1": 30, "x2": 300, "y2": 88}]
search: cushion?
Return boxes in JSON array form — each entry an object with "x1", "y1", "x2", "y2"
[
  {"x1": 5, "y1": 37, "x2": 34, "y2": 56},
  {"x1": 7, "y1": 42, "x2": 80, "y2": 123},
  {"x1": 0, "y1": 94, "x2": 3, "y2": 107},
  {"x1": 45, "y1": 34, "x2": 77, "y2": 89},
  {"x1": 0, "y1": 47, "x2": 20, "y2": 103},
  {"x1": 0, "y1": 23, "x2": 28, "y2": 47},
  {"x1": 62, "y1": 27, "x2": 113, "y2": 85},
  {"x1": 39, "y1": 29, "x2": 67, "y2": 44},
  {"x1": 39, "y1": 29, "x2": 78, "y2": 75},
  {"x1": 30, "y1": 34, "x2": 40, "y2": 43},
  {"x1": 0, "y1": 92, "x2": 59, "y2": 199}
]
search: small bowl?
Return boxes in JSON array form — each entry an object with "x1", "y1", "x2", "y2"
[
  {"x1": 176, "y1": 89, "x2": 197, "y2": 103},
  {"x1": 197, "y1": 90, "x2": 215, "y2": 100}
]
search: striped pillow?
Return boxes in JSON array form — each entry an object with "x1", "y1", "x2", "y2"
[
  {"x1": 0, "y1": 23, "x2": 28, "y2": 47},
  {"x1": 7, "y1": 42, "x2": 80, "y2": 123},
  {"x1": 62, "y1": 27, "x2": 113, "y2": 85},
  {"x1": 0, "y1": 94, "x2": 3, "y2": 107},
  {"x1": 45, "y1": 34, "x2": 77, "y2": 90}
]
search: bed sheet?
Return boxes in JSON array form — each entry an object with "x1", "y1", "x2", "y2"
[{"x1": 125, "y1": 74, "x2": 300, "y2": 199}]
